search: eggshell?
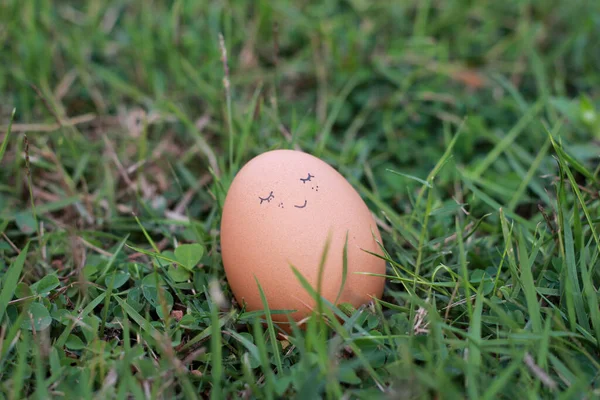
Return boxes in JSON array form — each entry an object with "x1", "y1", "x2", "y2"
[{"x1": 220, "y1": 150, "x2": 385, "y2": 327}]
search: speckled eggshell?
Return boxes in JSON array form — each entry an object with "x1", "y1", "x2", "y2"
[{"x1": 220, "y1": 149, "x2": 385, "y2": 326}]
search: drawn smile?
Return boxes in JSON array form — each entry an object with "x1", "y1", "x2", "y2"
[{"x1": 294, "y1": 200, "x2": 307, "y2": 209}]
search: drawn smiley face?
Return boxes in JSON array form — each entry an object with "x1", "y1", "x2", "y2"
[
  {"x1": 258, "y1": 172, "x2": 320, "y2": 210},
  {"x1": 221, "y1": 149, "x2": 387, "y2": 329}
]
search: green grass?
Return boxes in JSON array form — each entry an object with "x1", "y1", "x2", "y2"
[{"x1": 1, "y1": 0, "x2": 600, "y2": 398}]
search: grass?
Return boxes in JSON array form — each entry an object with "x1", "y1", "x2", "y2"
[{"x1": 1, "y1": 0, "x2": 600, "y2": 398}]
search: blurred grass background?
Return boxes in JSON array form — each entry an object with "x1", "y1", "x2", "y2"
[{"x1": 1, "y1": 0, "x2": 600, "y2": 398}]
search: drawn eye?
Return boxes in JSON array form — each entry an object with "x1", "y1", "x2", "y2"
[
  {"x1": 300, "y1": 173, "x2": 314, "y2": 183},
  {"x1": 259, "y1": 191, "x2": 274, "y2": 204}
]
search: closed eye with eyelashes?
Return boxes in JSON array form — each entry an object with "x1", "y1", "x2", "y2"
[
  {"x1": 300, "y1": 173, "x2": 314, "y2": 183},
  {"x1": 259, "y1": 191, "x2": 274, "y2": 204}
]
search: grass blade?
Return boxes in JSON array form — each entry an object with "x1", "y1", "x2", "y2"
[
  {"x1": 507, "y1": 137, "x2": 552, "y2": 211},
  {"x1": 554, "y1": 158, "x2": 590, "y2": 333},
  {"x1": 560, "y1": 205, "x2": 589, "y2": 332},
  {"x1": 554, "y1": 150, "x2": 600, "y2": 251},
  {"x1": 132, "y1": 214, "x2": 160, "y2": 253},
  {"x1": 386, "y1": 169, "x2": 432, "y2": 188},
  {"x1": 581, "y1": 247, "x2": 600, "y2": 347},
  {"x1": 33, "y1": 330, "x2": 48, "y2": 399},
  {"x1": 0, "y1": 196, "x2": 83, "y2": 222},
  {"x1": 209, "y1": 290, "x2": 223, "y2": 400},
  {"x1": 316, "y1": 232, "x2": 332, "y2": 325},
  {"x1": 11, "y1": 329, "x2": 29, "y2": 400},
  {"x1": 455, "y1": 217, "x2": 472, "y2": 318},
  {"x1": 466, "y1": 283, "x2": 484, "y2": 399},
  {"x1": 114, "y1": 296, "x2": 159, "y2": 338},
  {"x1": 517, "y1": 228, "x2": 542, "y2": 333},
  {"x1": 481, "y1": 356, "x2": 524, "y2": 400},
  {"x1": 334, "y1": 231, "x2": 349, "y2": 306},
  {"x1": 99, "y1": 235, "x2": 129, "y2": 279},
  {"x1": 471, "y1": 99, "x2": 544, "y2": 178},
  {"x1": 252, "y1": 319, "x2": 275, "y2": 399},
  {"x1": 0, "y1": 241, "x2": 30, "y2": 323},
  {"x1": 125, "y1": 244, "x2": 188, "y2": 269},
  {"x1": 315, "y1": 73, "x2": 363, "y2": 156},
  {"x1": 254, "y1": 277, "x2": 283, "y2": 373},
  {"x1": 56, "y1": 292, "x2": 108, "y2": 347},
  {"x1": 0, "y1": 108, "x2": 15, "y2": 163}
]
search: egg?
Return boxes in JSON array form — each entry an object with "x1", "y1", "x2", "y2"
[{"x1": 220, "y1": 150, "x2": 385, "y2": 328}]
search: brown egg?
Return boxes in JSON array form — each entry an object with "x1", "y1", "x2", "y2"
[{"x1": 220, "y1": 150, "x2": 385, "y2": 328}]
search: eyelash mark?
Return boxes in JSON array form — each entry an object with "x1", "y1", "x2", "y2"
[
  {"x1": 300, "y1": 173, "x2": 314, "y2": 183},
  {"x1": 259, "y1": 191, "x2": 274, "y2": 204}
]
